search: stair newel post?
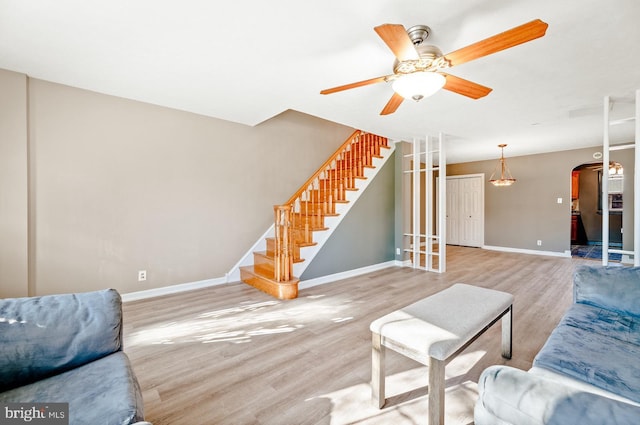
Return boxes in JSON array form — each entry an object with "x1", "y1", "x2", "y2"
[
  {"x1": 274, "y1": 206, "x2": 281, "y2": 281},
  {"x1": 285, "y1": 204, "x2": 293, "y2": 281},
  {"x1": 273, "y1": 205, "x2": 292, "y2": 282}
]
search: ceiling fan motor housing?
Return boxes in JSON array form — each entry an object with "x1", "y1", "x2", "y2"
[{"x1": 407, "y1": 25, "x2": 431, "y2": 45}]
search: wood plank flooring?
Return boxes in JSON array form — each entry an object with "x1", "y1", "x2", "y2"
[{"x1": 122, "y1": 246, "x2": 594, "y2": 424}]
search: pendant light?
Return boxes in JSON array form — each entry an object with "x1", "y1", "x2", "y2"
[{"x1": 489, "y1": 144, "x2": 516, "y2": 187}]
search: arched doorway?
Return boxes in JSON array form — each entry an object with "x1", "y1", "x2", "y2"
[{"x1": 570, "y1": 162, "x2": 624, "y2": 261}]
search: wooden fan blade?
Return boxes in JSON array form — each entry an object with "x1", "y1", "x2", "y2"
[
  {"x1": 444, "y1": 19, "x2": 548, "y2": 67},
  {"x1": 380, "y1": 92, "x2": 404, "y2": 115},
  {"x1": 320, "y1": 75, "x2": 389, "y2": 95},
  {"x1": 441, "y1": 73, "x2": 492, "y2": 99},
  {"x1": 374, "y1": 24, "x2": 420, "y2": 61}
]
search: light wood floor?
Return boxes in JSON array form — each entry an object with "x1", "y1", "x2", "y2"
[{"x1": 122, "y1": 246, "x2": 594, "y2": 425}]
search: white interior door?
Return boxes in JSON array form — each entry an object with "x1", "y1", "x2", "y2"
[
  {"x1": 447, "y1": 175, "x2": 484, "y2": 247},
  {"x1": 460, "y1": 176, "x2": 484, "y2": 246}
]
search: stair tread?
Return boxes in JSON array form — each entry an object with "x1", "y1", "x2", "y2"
[
  {"x1": 241, "y1": 266, "x2": 299, "y2": 284},
  {"x1": 255, "y1": 251, "x2": 305, "y2": 263},
  {"x1": 291, "y1": 211, "x2": 339, "y2": 216},
  {"x1": 265, "y1": 237, "x2": 318, "y2": 245},
  {"x1": 240, "y1": 266, "x2": 300, "y2": 299},
  {"x1": 298, "y1": 241, "x2": 317, "y2": 247}
]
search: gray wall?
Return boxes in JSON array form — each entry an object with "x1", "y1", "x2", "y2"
[
  {"x1": 0, "y1": 69, "x2": 29, "y2": 297},
  {"x1": 1, "y1": 70, "x2": 357, "y2": 297},
  {"x1": 447, "y1": 147, "x2": 634, "y2": 254},
  {"x1": 301, "y1": 151, "x2": 396, "y2": 279}
]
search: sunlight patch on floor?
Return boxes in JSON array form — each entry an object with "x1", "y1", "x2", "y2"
[
  {"x1": 125, "y1": 293, "x2": 359, "y2": 347},
  {"x1": 308, "y1": 350, "x2": 486, "y2": 424}
]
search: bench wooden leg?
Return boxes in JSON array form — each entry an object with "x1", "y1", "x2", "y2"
[
  {"x1": 501, "y1": 305, "x2": 512, "y2": 359},
  {"x1": 428, "y1": 356, "x2": 445, "y2": 425},
  {"x1": 371, "y1": 332, "x2": 385, "y2": 408}
]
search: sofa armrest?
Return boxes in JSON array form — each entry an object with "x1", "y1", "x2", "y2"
[
  {"x1": 573, "y1": 265, "x2": 640, "y2": 316},
  {"x1": 0, "y1": 289, "x2": 123, "y2": 392},
  {"x1": 476, "y1": 365, "x2": 640, "y2": 425}
]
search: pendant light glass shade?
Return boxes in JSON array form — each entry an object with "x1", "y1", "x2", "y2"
[{"x1": 392, "y1": 72, "x2": 446, "y2": 101}]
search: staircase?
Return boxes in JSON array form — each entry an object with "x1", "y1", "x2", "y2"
[{"x1": 239, "y1": 130, "x2": 390, "y2": 299}]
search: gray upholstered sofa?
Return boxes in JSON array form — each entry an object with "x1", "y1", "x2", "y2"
[
  {"x1": 0, "y1": 289, "x2": 151, "y2": 425},
  {"x1": 475, "y1": 264, "x2": 640, "y2": 425}
]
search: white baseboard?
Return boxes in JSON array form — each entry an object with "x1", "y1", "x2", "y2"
[
  {"x1": 483, "y1": 245, "x2": 571, "y2": 258},
  {"x1": 122, "y1": 260, "x2": 401, "y2": 302},
  {"x1": 298, "y1": 260, "x2": 397, "y2": 290},
  {"x1": 121, "y1": 276, "x2": 227, "y2": 302}
]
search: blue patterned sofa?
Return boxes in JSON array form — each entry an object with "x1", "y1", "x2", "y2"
[
  {"x1": 475, "y1": 265, "x2": 640, "y2": 425},
  {"x1": 0, "y1": 289, "x2": 151, "y2": 425}
]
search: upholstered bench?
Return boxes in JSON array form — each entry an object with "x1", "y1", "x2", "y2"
[{"x1": 370, "y1": 283, "x2": 513, "y2": 425}]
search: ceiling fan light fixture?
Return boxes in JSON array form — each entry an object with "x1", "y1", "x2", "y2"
[{"x1": 392, "y1": 72, "x2": 445, "y2": 101}]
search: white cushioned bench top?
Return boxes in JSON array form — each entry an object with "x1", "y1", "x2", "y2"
[{"x1": 370, "y1": 283, "x2": 513, "y2": 361}]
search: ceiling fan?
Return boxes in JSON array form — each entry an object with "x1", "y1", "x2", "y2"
[{"x1": 320, "y1": 19, "x2": 549, "y2": 115}]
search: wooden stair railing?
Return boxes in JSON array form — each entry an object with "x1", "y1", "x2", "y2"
[{"x1": 240, "y1": 130, "x2": 389, "y2": 299}]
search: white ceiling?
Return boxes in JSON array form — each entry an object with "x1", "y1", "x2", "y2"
[{"x1": 1, "y1": 0, "x2": 639, "y2": 163}]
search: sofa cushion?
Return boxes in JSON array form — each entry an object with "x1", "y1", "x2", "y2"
[
  {"x1": 574, "y1": 265, "x2": 640, "y2": 317},
  {"x1": 561, "y1": 303, "x2": 640, "y2": 346},
  {"x1": 0, "y1": 352, "x2": 144, "y2": 425},
  {"x1": 0, "y1": 289, "x2": 123, "y2": 392},
  {"x1": 533, "y1": 304, "x2": 640, "y2": 403}
]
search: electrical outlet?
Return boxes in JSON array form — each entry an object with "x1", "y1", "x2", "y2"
[
  {"x1": 396, "y1": 248, "x2": 401, "y2": 255},
  {"x1": 138, "y1": 270, "x2": 147, "y2": 281},
  {"x1": 537, "y1": 240, "x2": 542, "y2": 246}
]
